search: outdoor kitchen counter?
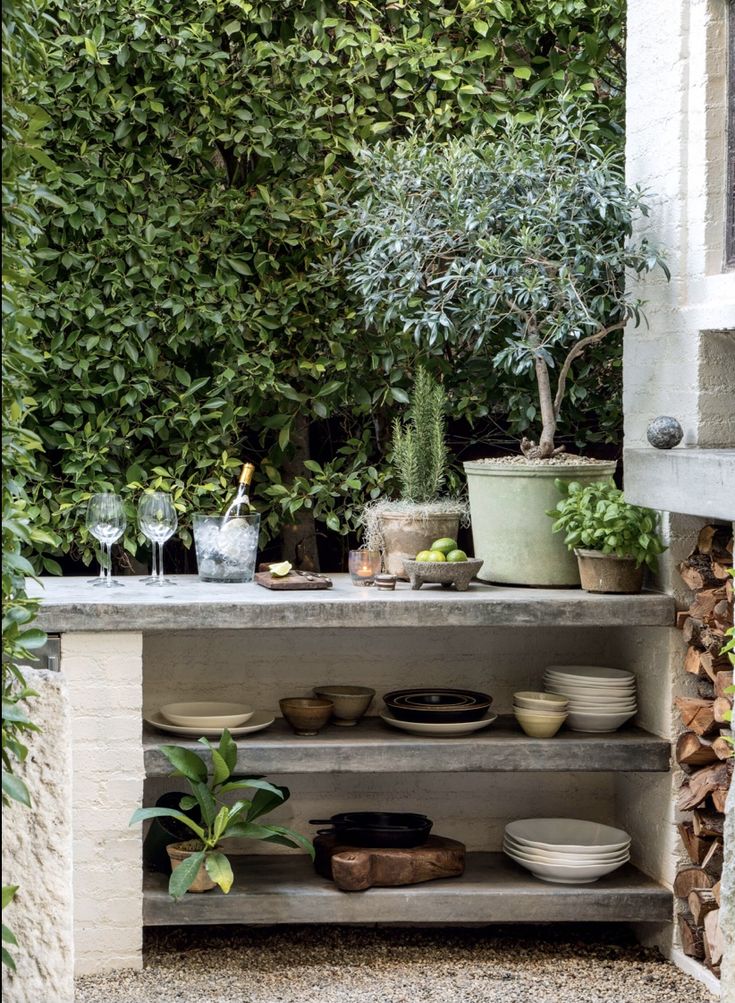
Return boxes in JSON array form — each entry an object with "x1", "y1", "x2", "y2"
[{"x1": 28, "y1": 573, "x2": 675, "y2": 632}]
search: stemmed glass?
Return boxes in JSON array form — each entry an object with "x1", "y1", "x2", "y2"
[
  {"x1": 138, "y1": 492, "x2": 177, "y2": 586},
  {"x1": 86, "y1": 494, "x2": 126, "y2": 588}
]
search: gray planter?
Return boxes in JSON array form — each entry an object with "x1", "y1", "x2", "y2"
[
  {"x1": 463, "y1": 459, "x2": 617, "y2": 586},
  {"x1": 575, "y1": 549, "x2": 645, "y2": 594}
]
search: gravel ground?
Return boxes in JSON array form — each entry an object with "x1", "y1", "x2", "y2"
[{"x1": 75, "y1": 925, "x2": 716, "y2": 1003}]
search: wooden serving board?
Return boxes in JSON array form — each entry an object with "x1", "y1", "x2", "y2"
[
  {"x1": 314, "y1": 834, "x2": 465, "y2": 891},
  {"x1": 254, "y1": 571, "x2": 332, "y2": 591}
]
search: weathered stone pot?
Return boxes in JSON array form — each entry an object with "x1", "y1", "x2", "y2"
[
  {"x1": 463, "y1": 459, "x2": 617, "y2": 586},
  {"x1": 166, "y1": 841, "x2": 216, "y2": 893},
  {"x1": 574, "y1": 549, "x2": 645, "y2": 594},
  {"x1": 379, "y1": 510, "x2": 461, "y2": 579},
  {"x1": 403, "y1": 558, "x2": 483, "y2": 592}
]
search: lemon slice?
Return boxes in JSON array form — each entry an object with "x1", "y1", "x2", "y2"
[{"x1": 270, "y1": 561, "x2": 293, "y2": 578}]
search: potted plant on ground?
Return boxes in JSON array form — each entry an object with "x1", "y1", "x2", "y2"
[
  {"x1": 548, "y1": 479, "x2": 666, "y2": 593},
  {"x1": 333, "y1": 108, "x2": 668, "y2": 585},
  {"x1": 130, "y1": 730, "x2": 313, "y2": 898},
  {"x1": 362, "y1": 367, "x2": 466, "y2": 578}
]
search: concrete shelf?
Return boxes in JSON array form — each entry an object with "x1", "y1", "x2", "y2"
[
  {"x1": 143, "y1": 853, "x2": 672, "y2": 926},
  {"x1": 143, "y1": 716, "x2": 671, "y2": 774},
  {"x1": 30, "y1": 573, "x2": 675, "y2": 632}
]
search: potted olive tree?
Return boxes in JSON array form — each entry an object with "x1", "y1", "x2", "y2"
[
  {"x1": 548, "y1": 479, "x2": 666, "y2": 593},
  {"x1": 362, "y1": 367, "x2": 466, "y2": 578},
  {"x1": 333, "y1": 110, "x2": 668, "y2": 585},
  {"x1": 130, "y1": 730, "x2": 313, "y2": 898}
]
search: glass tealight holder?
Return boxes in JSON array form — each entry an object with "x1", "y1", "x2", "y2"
[{"x1": 348, "y1": 549, "x2": 382, "y2": 586}]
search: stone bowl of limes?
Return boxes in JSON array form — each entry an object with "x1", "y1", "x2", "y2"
[{"x1": 403, "y1": 539, "x2": 483, "y2": 592}]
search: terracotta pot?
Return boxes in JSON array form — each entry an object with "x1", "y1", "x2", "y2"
[
  {"x1": 574, "y1": 548, "x2": 645, "y2": 594},
  {"x1": 379, "y1": 511, "x2": 461, "y2": 579},
  {"x1": 166, "y1": 841, "x2": 216, "y2": 893}
]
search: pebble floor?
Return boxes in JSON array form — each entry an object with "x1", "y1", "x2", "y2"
[{"x1": 75, "y1": 925, "x2": 717, "y2": 1003}]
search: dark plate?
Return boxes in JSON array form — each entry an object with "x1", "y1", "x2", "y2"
[
  {"x1": 384, "y1": 689, "x2": 493, "y2": 723},
  {"x1": 392, "y1": 692, "x2": 475, "y2": 707}
]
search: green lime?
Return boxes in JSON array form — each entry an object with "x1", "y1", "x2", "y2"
[
  {"x1": 446, "y1": 549, "x2": 468, "y2": 562},
  {"x1": 270, "y1": 561, "x2": 293, "y2": 577},
  {"x1": 426, "y1": 550, "x2": 447, "y2": 562},
  {"x1": 430, "y1": 537, "x2": 458, "y2": 555},
  {"x1": 415, "y1": 550, "x2": 433, "y2": 562}
]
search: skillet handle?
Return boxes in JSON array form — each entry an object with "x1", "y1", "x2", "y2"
[
  {"x1": 315, "y1": 828, "x2": 335, "y2": 837},
  {"x1": 308, "y1": 819, "x2": 333, "y2": 826}
]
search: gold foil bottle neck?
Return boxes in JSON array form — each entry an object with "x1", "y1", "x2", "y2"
[{"x1": 239, "y1": 462, "x2": 255, "y2": 487}]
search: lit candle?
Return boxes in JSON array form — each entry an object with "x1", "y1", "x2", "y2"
[{"x1": 348, "y1": 549, "x2": 381, "y2": 586}]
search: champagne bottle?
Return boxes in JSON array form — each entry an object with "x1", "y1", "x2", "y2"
[{"x1": 222, "y1": 462, "x2": 255, "y2": 522}]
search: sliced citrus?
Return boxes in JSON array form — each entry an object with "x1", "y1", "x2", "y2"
[{"x1": 269, "y1": 561, "x2": 293, "y2": 577}]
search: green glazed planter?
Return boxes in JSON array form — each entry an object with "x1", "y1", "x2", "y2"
[{"x1": 463, "y1": 459, "x2": 617, "y2": 586}]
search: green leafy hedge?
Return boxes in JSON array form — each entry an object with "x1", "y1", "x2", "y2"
[{"x1": 26, "y1": 0, "x2": 625, "y2": 569}]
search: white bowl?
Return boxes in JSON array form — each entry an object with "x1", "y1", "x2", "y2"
[
  {"x1": 504, "y1": 835, "x2": 629, "y2": 863},
  {"x1": 565, "y1": 701, "x2": 637, "y2": 711},
  {"x1": 544, "y1": 680, "x2": 636, "y2": 697},
  {"x1": 505, "y1": 818, "x2": 631, "y2": 852},
  {"x1": 566, "y1": 710, "x2": 636, "y2": 732},
  {"x1": 513, "y1": 709, "x2": 567, "y2": 738},
  {"x1": 513, "y1": 692, "x2": 568, "y2": 712},
  {"x1": 160, "y1": 701, "x2": 254, "y2": 728},
  {"x1": 545, "y1": 665, "x2": 635, "y2": 684},
  {"x1": 504, "y1": 846, "x2": 628, "y2": 883},
  {"x1": 512, "y1": 704, "x2": 569, "y2": 718}
]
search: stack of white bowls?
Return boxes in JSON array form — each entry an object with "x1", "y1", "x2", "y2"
[
  {"x1": 543, "y1": 665, "x2": 637, "y2": 733},
  {"x1": 504, "y1": 818, "x2": 631, "y2": 884}
]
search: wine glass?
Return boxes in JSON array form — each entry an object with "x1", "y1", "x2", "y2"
[
  {"x1": 138, "y1": 492, "x2": 177, "y2": 586},
  {"x1": 86, "y1": 494, "x2": 126, "y2": 588}
]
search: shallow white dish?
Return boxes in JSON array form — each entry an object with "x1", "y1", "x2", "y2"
[
  {"x1": 504, "y1": 846, "x2": 628, "y2": 883},
  {"x1": 513, "y1": 692, "x2": 568, "y2": 712},
  {"x1": 513, "y1": 703, "x2": 569, "y2": 718},
  {"x1": 146, "y1": 710, "x2": 274, "y2": 737},
  {"x1": 566, "y1": 710, "x2": 636, "y2": 732},
  {"x1": 544, "y1": 681, "x2": 636, "y2": 697},
  {"x1": 504, "y1": 835, "x2": 629, "y2": 863},
  {"x1": 545, "y1": 665, "x2": 635, "y2": 683},
  {"x1": 160, "y1": 701, "x2": 254, "y2": 728},
  {"x1": 506, "y1": 818, "x2": 631, "y2": 852},
  {"x1": 564, "y1": 701, "x2": 637, "y2": 711},
  {"x1": 380, "y1": 710, "x2": 497, "y2": 737}
]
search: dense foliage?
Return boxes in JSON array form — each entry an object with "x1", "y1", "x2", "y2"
[
  {"x1": 2, "y1": 0, "x2": 59, "y2": 971},
  {"x1": 130, "y1": 730, "x2": 313, "y2": 899},
  {"x1": 332, "y1": 111, "x2": 666, "y2": 460},
  {"x1": 23, "y1": 0, "x2": 626, "y2": 570},
  {"x1": 548, "y1": 479, "x2": 666, "y2": 568}
]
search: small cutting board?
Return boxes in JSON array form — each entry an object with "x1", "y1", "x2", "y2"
[
  {"x1": 314, "y1": 834, "x2": 465, "y2": 891},
  {"x1": 255, "y1": 570, "x2": 332, "y2": 590}
]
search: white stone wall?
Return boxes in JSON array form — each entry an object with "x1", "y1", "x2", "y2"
[
  {"x1": 1, "y1": 670, "x2": 74, "y2": 1003},
  {"x1": 61, "y1": 632, "x2": 145, "y2": 976},
  {"x1": 624, "y1": 0, "x2": 735, "y2": 450}
]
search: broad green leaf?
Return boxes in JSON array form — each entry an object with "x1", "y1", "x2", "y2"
[
  {"x1": 2, "y1": 772, "x2": 31, "y2": 808},
  {"x1": 128, "y1": 807, "x2": 205, "y2": 840},
  {"x1": 158, "y1": 746, "x2": 207, "y2": 784},
  {"x1": 1, "y1": 887, "x2": 18, "y2": 910},
  {"x1": 205, "y1": 851, "x2": 233, "y2": 893},
  {"x1": 168, "y1": 849, "x2": 206, "y2": 900}
]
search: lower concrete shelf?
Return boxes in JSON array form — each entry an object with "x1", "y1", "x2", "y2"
[{"x1": 143, "y1": 853, "x2": 671, "y2": 926}]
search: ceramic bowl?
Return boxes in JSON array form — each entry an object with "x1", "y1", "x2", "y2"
[
  {"x1": 160, "y1": 701, "x2": 254, "y2": 728},
  {"x1": 504, "y1": 834, "x2": 629, "y2": 862},
  {"x1": 566, "y1": 709, "x2": 636, "y2": 733},
  {"x1": 312, "y1": 685, "x2": 375, "y2": 726},
  {"x1": 279, "y1": 697, "x2": 334, "y2": 736},
  {"x1": 380, "y1": 710, "x2": 498, "y2": 737},
  {"x1": 513, "y1": 708, "x2": 567, "y2": 738},
  {"x1": 513, "y1": 692, "x2": 568, "y2": 712},
  {"x1": 513, "y1": 703, "x2": 569, "y2": 718},
  {"x1": 505, "y1": 818, "x2": 631, "y2": 853},
  {"x1": 402, "y1": 557, "x2": 483, "y2": 592},
  {"x1": 545, "y1": 681, "x2": 636, "y2": 698}
]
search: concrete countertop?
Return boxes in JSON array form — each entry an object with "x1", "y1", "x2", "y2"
[{"x1": 27, "y1": 574, "x2": 675, "y2": 632}]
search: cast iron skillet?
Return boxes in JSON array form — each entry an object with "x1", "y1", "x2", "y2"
[{"x1": 310, "y1": 811, "x2": 433, "y2": 848}]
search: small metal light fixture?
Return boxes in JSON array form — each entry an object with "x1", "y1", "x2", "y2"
[{"x1": 348, "y1": 549, "x2": 382, "y2": 586}]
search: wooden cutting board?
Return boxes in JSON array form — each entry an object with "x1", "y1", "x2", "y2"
[
  {"x1": 314, "y1": 834, "x2": 465, "y2": 891},
  {"x1": 254, "y1": 570, "x2": 332, "y2": 590}
]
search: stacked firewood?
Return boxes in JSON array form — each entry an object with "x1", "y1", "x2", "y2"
[{"x1": 675, "y1": 524, "x2": 733, "y2": 977}]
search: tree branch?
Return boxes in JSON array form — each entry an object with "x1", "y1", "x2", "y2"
[{"x1": 553, "y1": 321, "x2": 626, "y2": 418}]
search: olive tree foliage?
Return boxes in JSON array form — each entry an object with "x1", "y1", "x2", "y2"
[
  {"x1": 26, "y1": 0, "x2": 625, "y2": 569},
  {"x1": 333, "y1": 111, "x2": 667, "y2": 460}
]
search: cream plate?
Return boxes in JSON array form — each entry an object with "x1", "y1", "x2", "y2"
[
  {"x1": 380, "y1": 710, "x2": 498, "y2": 737},
  {"x1": 545, "y1": 665, "x2": 635, "y2": 683},
  {"x1": 506, "y1": 817, "x2": 631, "y2": 852},
  {"x1": 145, "y1": 710, "x2": 274, "y2": 737},
  {"x1": 160, "y1": 701, "x2": 254, "y2": 728}
]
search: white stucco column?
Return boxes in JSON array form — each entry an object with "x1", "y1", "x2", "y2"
[{"x1": 61, "y1": 632, "x2": 144, "y2": 975}]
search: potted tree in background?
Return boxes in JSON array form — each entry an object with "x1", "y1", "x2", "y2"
[
  {"x1": 362, "y1": 367, "x2": 466, "y2": 578},
  {"x1": 333, "y1": 109, "x2": 668, "y2": 586}
]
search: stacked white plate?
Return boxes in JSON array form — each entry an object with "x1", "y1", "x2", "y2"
[
  {"x1": 543, "y1": 665, "x2": 637, "y2": 733},
  {"x1": 503, "y1": 818, "x2": 631, "y2": 884}
]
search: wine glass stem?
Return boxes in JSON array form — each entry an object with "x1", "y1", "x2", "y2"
[
  {"x1": 105, "y1": 543, "x2": 112, "y2": 588},
  {"x1": 158, "y1": 541, "x2": 164, "y2": 585},
  {"x1": 151, "y1": 541, "x2": 158, "y2": 579}
]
